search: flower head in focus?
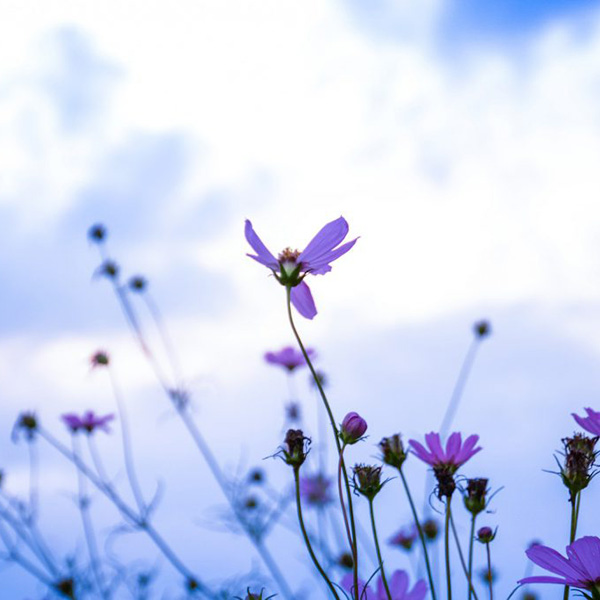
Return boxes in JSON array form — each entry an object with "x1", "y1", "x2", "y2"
[
  {"x1": 244, "y1": 217, "x2": 358, "y2": 319},
  {"x1": 340, "y1": 412, "x2": 368, "y2": 445},
  {"x1": 300, "y1": 473, "x2": 333, "y2": 507},
  {"x1": 518, "y1": 536, "x2": 600, "y2": 597},
  {"x1": 573, "y1": 407, "x2": 600, "y2": 436},
  {"x1": 264, "y1": 346, "x2": 315, "y2": 372},
  {"x1": 62, "y1": 411, "x2": 115, "y2": 434},
  {"x1": 341, "y1": 569, "x2": 427, "y2": 600},
  {"x1": 559, "y1": 433, "x2": 598, "y2": 495}
]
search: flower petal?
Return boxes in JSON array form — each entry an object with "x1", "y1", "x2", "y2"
[
  {"x1": 525, "y1": 544, "x2": 583, "y2": 580},
  {"x1": 407, "y1": 580, "x2": 428, "y2": 600},
  {"x1": 298, "y1": 216, "x2": 349, "y2": 265},
  {"x1": 445, "y1": 432, "x2": 462, "y2": 462},
  {"x1": 305, "y1": 238, "x2": 358, "y2": 272},
  {"x1": 244, "y1": 220, "x2": 278, "y2": 269},
  {"x1": 518, "y1": 576, "x2": 568, "y2": 585},
  {"x1": 566, "y1": 536, "x2": 600, "y2": 580},
  {"x1": 387, "y1": 570, "x2": 409, "y2": 598},
  {"x1": 291, "y1": 282, "x2": 317, "y2": 319},
  {"x1": 425, "y1": 432, "x2": 445, "y2": 463},
  {"x1": 409, "y1": 439, "x2": 435, "y2": 465}
]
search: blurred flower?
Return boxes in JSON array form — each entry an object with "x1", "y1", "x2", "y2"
[
  {"x1": 87, "y1": 223, "x2": 106, "y2": 243},
  {"x1": 244, "y1": 217, "x2": 358, "y2": 319},
  {"x1": 14, "y1": 412, "x2": 38, "y2": 441},
  {"x1": 264, "y1": 346, "x2": 315, "y2": 372},
  {"x1": 341, "y1": 569, "x2": 427, "y2": 600},
  {"x1": 340, "y1": 412, "x2": 367, "y2": 445},
  {"x1": 285, "y1": 402, "x2": 301, "y2": 422},
  {"x1": 61, "y1": 411, "x2": 115, "y2": 434},
  {"x1": 464, "y1": 478, "x2": 489, "y2": 516},
  {"x1": 338, "y1": 552, "x2": 354, "y2": 570},
  {"x1": 477, "y1": 526, "x2": 496, "y2": 543},
  {"x1": 248, "y1": 468, "x2": 264, "y2": 484},
  {"x1": 128, "y1": 275, "x2": 148, "y2": 292},
  {"x1": 96, "y1": 259, "x2": 119, "y2": 280},
  {"x1": 353, "y1": 464, "x2": 384, "y2": 500},
  {"x1": 380, "y1": 434, "x2": 407, "y2": 470},
  {"x1": 310, "y1": 370, "x2": 327, "y2": 389},
  {"x1": 389, "y1": 524, "x2": 418, "y2": 551},
  {"x1": 560, "y1": 433, "x2": 598, "y2": 495},
  {"x1": 54, "y1": 578, "x2": 75, "y2": 599},
  {"x1": 300, "y1": 473, "x2": 333, "y2": 507},
  {"x1": 519, "y1": 536, "x2": 600, "y2": 593},
  {"x1": 422, "y1": 518, "x2": 439, "y2": 542},
  {"x1": 573, "y1": 407, "x2": 600, "y2": 436},
  {"x1": 278, "y1": 429, "x2": 310, "y2": 469},
  {"x1": 409, "y1": 432, "x2": 481, "y2": 472},
  {"x1": 90, "y1": 350, "x2": 110, "y2": 368},
  {"x1": 473, "y1": 320, "x2": 491, "y2": 338}
]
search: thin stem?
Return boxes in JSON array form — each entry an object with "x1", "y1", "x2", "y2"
[
  {"x1": 286, "y1": 287, "x2": 359, "y2": 597},
  {"x1": 445, "y1": 499, "x2": 452, "y2": 600},
  {"x1": 398, "y1": 469, "x2": 437, "y2": 600},
  {"x1": 563, "y1": 491, "x2": 582, "y2": 600},
  {"x1": 485, "y1": 543, "x2": 493, "y2": 600},
  {"x1": 369, "y1": 499, "x2": 392, "y2": 600},
  {"x1": 72, "y1": 436, "x2": 109, "y2": 599},
  {"x1": 449, "y1": 512, "x2": 480, "y2": 600},
  {"x1": 294, "y1": 469, "x2": 340, "y2": 598},
  {"x1": 467, "y1": 515, "x2": 476, "y2": 600},
  {"x1": 337, "y1": 447, "x2": 358, "y2": 600}
]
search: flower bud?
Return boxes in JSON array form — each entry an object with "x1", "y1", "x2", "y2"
[
  {"x1": 98, "y1": 260, "x2": 119, "y2": 280},
  {"x1": 88, "y1": 224, "x2": 106, "y2": 243},
  {"x1": 338, "y1": 552, "x2": 354, "y2": 570},
  {"x1": 128, "y1": 276, "x2": 147, "y2": 292},
  {"x1": 477, "y1": 526, "x2": 496, "y2": 543},
  {"x1": 353, "y1": 464, "x2": 384, "y2": 500},
  {"x1": 473, "y1": 320, "x2": 491, "y2": 338},
  {"x1": 54, "y1": 578, "x2": 75, "y2": 599},
  {"x1": 560, "y1": 433, "x2": 598, "y2": 495},
  {"x1": 90, "y1": 351, "x2": 109, "y2": 368},
  {"x1": 379, "y1": 434, "x2": 407, "y2": 470},
  {"x1": 14, "y1": 412, "x2": 38, "y2": 441},
  {"x1": 340, "y1": 412, "x2": 367, "y2": 445},
  {"x1": 279, "y1": 429, "x2": 310, "y2": 469},
  {"x1": 422, "y1": 518, "x2": 439, "y2": 541},
  {"x1": 464, "y1": 478, "x2": 489, "y2": 516}
]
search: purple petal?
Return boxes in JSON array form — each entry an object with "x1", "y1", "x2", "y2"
[
  {"x1": 290, "y1": 282, "x2": 317, "y2": 319},
  {"x1": 525, "y1": 544, "x2": 583, "y2": 580},
  {"x1": 298, "y1": 217, "x2": 349, "y2": 265},
  {"x1": 518, "y1": 576, "x2": 568, "y2": 585},
  {"x1": 304, "y1": 238, "x2": 358, "y2": 272},
  {"x1": 425, "y1": 433, "x2": 445, "y2": 462},
  {"x1": 244, "y1": 220, "x2": 278, "y2": 269},
  {"x1": 406, "y1": 580, "x2": 428, "y2": 600},
  {"x1": 387, "y1": 571, "x2": 409, "y2": 598},
  {"x1": 409, "y1": 439, "x2": 435, "y2": 465},
  {"x1": 566, "y1": 536, "x2": 600, "y2": 579},
  {"x1": 445, "y1": 432, "x2": 462, "y2": 462},
  {"x1": 341, "y1": 574, "x2": 372, "y2": 600}
]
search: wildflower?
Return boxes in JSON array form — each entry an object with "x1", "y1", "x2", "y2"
[
  {"x1": 61, "y1": 411, "x2": 115, "y2": 434},
  {"x1": 573, "y1": 407, "x2": 600, "y2": 436},
  {"x1": 473, "y1": 320, "x2": 491, "y2": 338},
  {"x1": 560, "y1": 434, "x2": 598, "y2": 495},
  {"x1": 97, "y1": 259, "x2": 119, "y2": 279},
  {"x1": 410, "y1": 432, "x2": 481, "y2": 498},
  {"x1": 128, "y1": 276, "x2": 147, "y2": 292},
  {"x1": 464, "y1": 478, "x2": 489, "y2": 516},
  {"x1": 90, "y1": 350, "x2": 110, "y2": 368},
  {"x1": 380, "y1": 434, "x2": 408, "y2": 470},
  {"x1": 14, "y1": 412, "x2": 38, "y2": 441},
  {"x1": 338, "y1": 552, "x2": 354, "y2": 570},
  {"x1": 299, "y1": 473, "x2": 333, "y2": 507},
  {"x1": 519, "y1": 536, "x2": 600, "y2": 596},
  {"x1": 353, "y1": 464, "x2": 384, "y2": 500},
  {"x1": 285, "y1": 402, "x2": 301, "y2": 422},
  {"x1": 477, "y1": 526, "x2": 496, "y2": 543},
  {"x1": 264, "y1": 346, "x2": 315, "y2": 372},
  {"x1": 422, "y1": 518, "x2": 439, "y2": 542},
  {"x1": 340, "y1": 412, "x2": 367, "y2": 445},
  {"x1": 278, "y1": 429, "x2": 310, "y2": 469},
  {"x1": 310, "y1": 369, "x2": 327, "y2": 389},
  {"x1": 244, "y1": 217, "x2": 358, "y2": 319},
  {"x1": 88, "y1": 223, "x2": 106, "y2": 243},
  {"x1": 389, "y1": 524, "x2": 418, "y2": 551},
  {"x1": 341, "y1": 569, "x2": 427, "y2": 600},
  {"x1": 248, "y1": 468, "x2": 264, "y2": 484}
]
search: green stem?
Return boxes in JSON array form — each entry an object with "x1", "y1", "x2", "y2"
[
  {"x1": 563, "y1": 491, "x2": 582, "y2": 600},
  {"x1": 485, "y1": 543, "x2": 493, "y2": 600},
  {"x1": 294, "y1": 469, "x2": 340, "y2": 598},
  {"x1": 337, "y1": 446, "x2": 358, "y2": 599},
  {"x1": 445, "y1": 499, "x2": 452, "y2": 600},
  {"x1": 449, "y1": 512, "x2": 480, "y2": 600},
  {"x1": 467, "y1": 515, "x2": 476, "y2": 600},
  {"x1": 369, "y1": 499, "x2": 392, "y2": 600},
  {"x1": 398, "y1": 469, "x2": 437, "y2": 600},
  {"x1": 286, "y1": 287, "x2": 359, "y2": 599}
]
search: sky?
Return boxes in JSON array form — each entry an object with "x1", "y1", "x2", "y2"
[{"x1": 1, "y1": 0, "x2": 600, "y2": 598}]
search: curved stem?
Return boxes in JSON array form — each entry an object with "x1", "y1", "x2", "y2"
[
  {"x1": 398, "y1": 469, "x2": 437, "y2": 600},
  {"x1": 445, "y1": 500, "x2": 452, "y2": 600},
  {"x1": 286, "y1": 287, "x2": 359, "y2": 597},
  {"x1": 294, "y1": 469, "x2": 340, "y2": 598},
  {"x1": 467, "y1": 515, "x2": 476, "y2": 600},
  {"x1": 369, "y1": 499, "x2": 391, "y2": 600}
]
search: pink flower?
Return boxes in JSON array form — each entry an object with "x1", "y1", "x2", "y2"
[
  {"x1": 341, "y1": 570, "x2": 427, "y2": 600},
  {"x1": 299, "y1": 473, "x2": 333, "y2": 507},
  {"x1": 62, "y1": 411, "x2": 115, "y2": 434},
  {"x1": 409, "y1": 432, "x2": 481, "y2": 473},
  {"x1": 388, "y1": 524, "x2": 418, "y2": 551},
  {"x1": 573, "y1": 407, "x2": 600, "y2": 436},
  {"x1": 519, "y1": 536, "x2": 600, "y2": 594},
  {"x1": 340, "y1": 412, "x2": 367, "y2": 444},
  {"x1": 245, "y1": 217, "x2": 357, "y2": 319},
  {"x1": 264, "y1": 346, "x2": 315, "y2": 372}
]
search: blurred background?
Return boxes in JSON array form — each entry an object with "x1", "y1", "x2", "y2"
[{"x1": 2, "y1": 0, "x2": 600, "y2": 597}]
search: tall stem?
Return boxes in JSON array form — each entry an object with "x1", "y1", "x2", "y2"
[
  {"x1": 445, "y1": 499, "x2": 452, "y2": 600},
  {"x1": 398, "y1": 469, "x2": 437, "y2": 600},
  {"x1": 449, "y1": 513, "x2": 480, "y2": 600},
  {"x1": 337, "y1": 446, "x2": 358, "y2": 599},
  {"x1": 467, "y1": 515, "x2": 476, "y2": 600},
  {"x1": 369, "y1": 499, "x2": 392, "y2": 600},
  {"x1": 563, "y1": 491, "x2": 582, "y2": 600},
  {"x1": 286, "y1": 287, "x2": 359, "y2": 598},
  {"x1": 485, "y1": 543, "x2": 493, "y2": 600},
  {"x1": 294, "y1": 469, "x2": 340, "y2": 598}
]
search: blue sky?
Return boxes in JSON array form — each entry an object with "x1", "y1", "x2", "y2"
[{"x1": 2, "y1": 0, "x2": 600, "y2": 598}]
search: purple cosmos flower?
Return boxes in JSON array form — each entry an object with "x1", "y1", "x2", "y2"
[
  {"x1": 245, "y1": 217, "x2": 358, "y2": 319},
  {"x1": 341, "y1": 570, "x2": 427, "y2": 600},
  {"x1": 519, "y1": 536, "x2": 600, "y2": 596},
  {"x1": 62, "y1": 411, "x2": 115, "y2": 434},
  {"x1": 264, "y1": 346, "x2": 315, "y2": 372},
  {"x1": 388, "y1": 524, "x2": 418, "y2": 551},
  {"x1": 409, "y1": 432, "x2": 481, "y2": 473},
  {"x1": 299, "y1": 473, "x2": 333, "y2": 507},
  {"x1": 573, "y1": 407, "x2": 600, "y2": 436},
  {"x1": 340, "y1": 412, "x2": 368, "y2": 444}
]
